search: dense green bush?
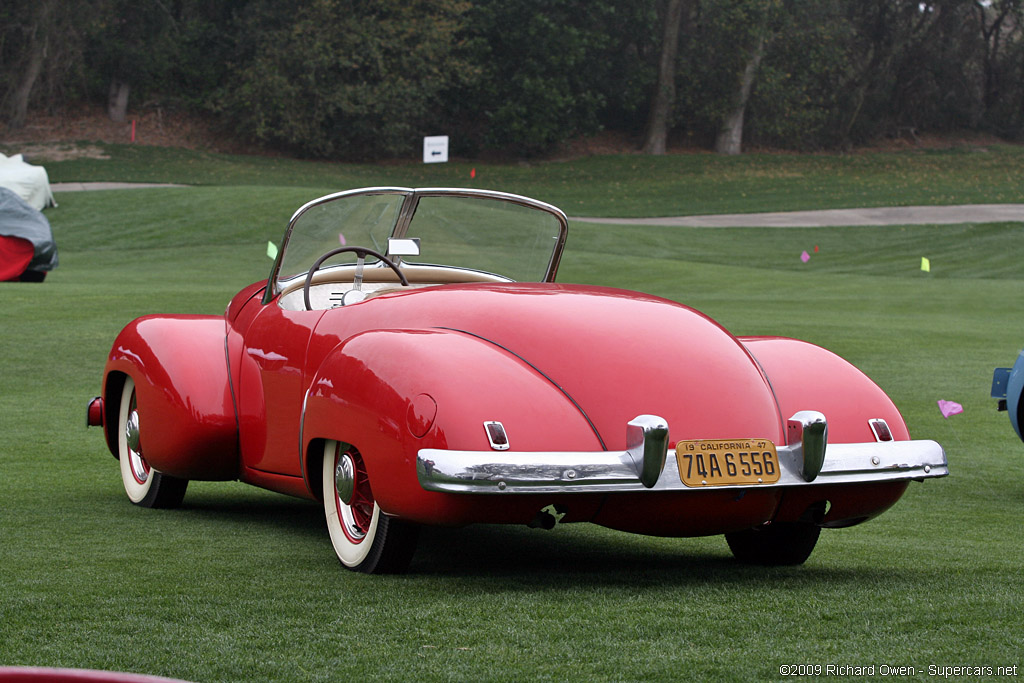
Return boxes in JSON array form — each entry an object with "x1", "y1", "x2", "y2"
[
  {"x1": 455, "y1": 0, "x2": 656, "y2": 156},
  {"x1": 214, "y1": 0, "x2": 475, "y2": 159}
]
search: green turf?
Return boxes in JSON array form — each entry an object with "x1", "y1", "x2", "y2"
[
  {"x1": 20, "y1": 140, "x2": 1024, "y2": 217},
  {"x1": 1, "y1": 154, "x2": 1023, "y2": 681}
]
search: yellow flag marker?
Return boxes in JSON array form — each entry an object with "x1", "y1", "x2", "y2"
[
  {"x1": 921, "y1": 257, "x2": 930, "y2": 272},
  {"x1": 267, "y1": 241, "x2": 279, "y2": 260}
]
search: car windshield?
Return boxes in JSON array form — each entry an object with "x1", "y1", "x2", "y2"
[
  {"x1": 269, "y1": 188, "x2": 567, "y2": 298},
  {"x1": 275, "y1": 190, "x2": 402, "y2": 284}
]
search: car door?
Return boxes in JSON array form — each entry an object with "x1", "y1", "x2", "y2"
[{"x1": 236, "y1": 301, "x2": 324, "y2": 478}]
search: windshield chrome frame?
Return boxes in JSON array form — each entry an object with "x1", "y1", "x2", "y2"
[{"x1": 263, "y1": 187, "x2": 569, "y2": 304}]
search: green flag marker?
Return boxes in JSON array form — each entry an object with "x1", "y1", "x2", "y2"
[
  {"x1": 267, "y1": 241, "x2": 279, "y2": 260},
  {"x1": 921, "y1": 257, "x2": 930, "y2": 273}
]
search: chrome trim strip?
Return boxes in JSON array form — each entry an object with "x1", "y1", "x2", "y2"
[
  {"x1": 417, "y1": 428, "x2": 947, "y2": 495},
  {"x1": 298, "y1": 390, "x2": 312, "y2": 494}
]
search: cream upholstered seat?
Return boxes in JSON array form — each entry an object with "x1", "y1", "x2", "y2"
[{"x1": 277, "y1": 263, "x2": 511, "y2": 310}]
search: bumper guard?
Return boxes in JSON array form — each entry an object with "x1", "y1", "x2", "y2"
[{"x1": 417, "y1": 412, "x2": 947, "y2": 495}]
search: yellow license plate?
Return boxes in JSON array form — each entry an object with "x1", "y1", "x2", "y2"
[{"x1": 675, "y1": 439, "x2": 780, "y2": 487}]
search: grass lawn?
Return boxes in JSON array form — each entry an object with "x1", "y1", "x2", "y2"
[
  {"x1": 1, "y1": 148, "x2": 1023, "y2": 681},
  {"x1": 24, "y1": 140, "x2": 1024, "y2": 217}
]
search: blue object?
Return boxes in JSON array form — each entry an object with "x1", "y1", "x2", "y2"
[{"x1": 992, "y1": 349, "x2": 1024, "y2": 442}]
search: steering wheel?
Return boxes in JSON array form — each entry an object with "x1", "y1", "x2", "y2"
[{"x1": 303, "y1": 246, "x2": 409, "y2": 311}]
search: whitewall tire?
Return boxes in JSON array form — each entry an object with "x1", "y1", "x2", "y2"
[
  {"x1": 322, "y1": 440, "x2": 418, "y2": 573},
  {"x1": 117, "y1": 376, "x2": 188, "y2": 509}
]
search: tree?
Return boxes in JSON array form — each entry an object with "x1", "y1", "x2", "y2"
[
  {"x1": 707, "y1": 0, "x2": 778, "y2": 155},
  {"x1": 0, "y1": 0, "x2": 88, "y2": 128},
  {"x1": 86, "y1": 0, "x2": 197, "y2": 121},
  {"x1": 5, "y1": 0, "x2": 1024, "y2": 155},
  {"x1": 973, "y1": 0, "x2": 1024, "y2": 125},
  {"x1": 741, "y1": 2, "x2": 850, "y2": 149},
  {"x1": 462, "y1": 0, "x2": 653, "y2": 156},
  {"x1": 831, "y1": 1, "x2": 942, "y2": 143},
  {"x1": 8, "y1": 0, "x2": 56, "y2": 128},
  {"x1": 667, "y1": 0, "x2": 784, "y2": 153},
  {"x1": 218, "y1": 0, "x2": 475, "y2": 159},
  {"x1": 714, "y1": 30, "x2": 766, "y2": 154},
  {"x1": 642, "y1": 0, "x2": 689, "y2": 154}
]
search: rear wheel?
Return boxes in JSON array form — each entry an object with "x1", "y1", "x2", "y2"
[
  {"x1": 725, "y1": 522, "x2": 821, "y2": 566},
  {"x1": 117, "y1": 377, "x2": 188, "y2": 508},
  {"x1": 322, "y1": 440, "x2": 418, "y2": 573}
]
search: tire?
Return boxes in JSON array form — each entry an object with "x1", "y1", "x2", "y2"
[
  {"x1": 725, "y1": 522, "x2": 821, "y2": 566},
  {"x1": 117, "y1": 376, "x2": 188, "y2": 509},
  {"x1": 322, "y1": 440, "x2": 418, "y2": 574}
]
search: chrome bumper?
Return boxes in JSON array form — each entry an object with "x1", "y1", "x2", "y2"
[{"x1": 417, "y1": 413, "x2": 948, "y2": 495}]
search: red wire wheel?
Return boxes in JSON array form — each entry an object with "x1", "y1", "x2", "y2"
[{"x1": 321, "y1": 440, "x2": 419, "y2": 573}]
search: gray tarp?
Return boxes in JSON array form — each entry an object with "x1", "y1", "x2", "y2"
[{"x1": 0, "y1": 187, "x2": 58, "y2": 272}]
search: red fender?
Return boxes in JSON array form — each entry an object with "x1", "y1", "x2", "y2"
[
  {"x1": 102, "y1": 315, "x2": 238, "y2": 480},
  {"x1": 742, "y1": 336, "x2": 911, "y2": 527},
  {"x1": 300, "y1": 328, "x2": 605, "y2": 525},
  {"x1": 741, "y1": 337, "x2": 910, "y2": 442}
]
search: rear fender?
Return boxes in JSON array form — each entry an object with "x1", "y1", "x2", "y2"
[
  {"x1": 301, "y1": 328, "x2": 604, "y2": 523},
  {"x1": 742, "y1": 336, "x2": 910, "y2": 443},
  {"x1": 102, "y1": 315, "x2": 239, "y2": 480},
  {"x1": 742, "y1": 336, "x2": 911, "y2": 527}
]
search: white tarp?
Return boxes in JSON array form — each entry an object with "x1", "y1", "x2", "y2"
[{"x1": 0, "y1": 153, "x2": 56, "y2": 211}]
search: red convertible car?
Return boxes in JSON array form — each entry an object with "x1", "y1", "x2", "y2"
[{"x1": 87, "y1": 187, "x2": 947, "y2": 573}]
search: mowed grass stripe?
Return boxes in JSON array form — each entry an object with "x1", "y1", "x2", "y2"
[{"x1": 1, "y1": 153, "x2": 1022, "y2": 680}]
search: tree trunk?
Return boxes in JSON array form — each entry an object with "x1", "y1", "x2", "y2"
[
  {"x1": 642, "y1": 0, "x2": 687, "y2": 155},
  {"x1": 715, "y1": 34, "x2": 766, "y2": 156},
  {"x1": 974, "y1": 1, "x2": 1014, "y2": 118},
  {"x1": 108, "y1": 79, "x2": 131, "y2": 122},
  {"x1": 6, "y1": 0, "x2": 56, "y2": 129},
  {"x1": 8, "y1": 35, "x2": 47, "y2": 129}
]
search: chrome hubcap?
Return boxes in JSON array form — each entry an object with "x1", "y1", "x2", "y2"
[
  {"x1": 125, "y1": 409, "x2": 149, "y2": 483},
  {"x1": 333, "y1": 448, "x2": 370, "y2": 543},
  {"x1": 125, "y1": 410, "x2": 141, "y2": 452},
  {"x1": 334, "y1": 453, "x2": 355, "y2": 505}
]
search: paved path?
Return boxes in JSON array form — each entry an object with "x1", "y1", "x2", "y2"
[
  {"x1": 51, "y1": 182, "x2": 187, "y2": 192},
  {"x1": 51, "y1": 183, "x2": 1024, "y2": 227},
  {"x1": 571, "y1": 204, "x2": 1024, "y2": 227}
]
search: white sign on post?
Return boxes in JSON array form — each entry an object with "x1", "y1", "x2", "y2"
[{"x1": 423, "y1": 135, "x2": 449, "y2": 163}]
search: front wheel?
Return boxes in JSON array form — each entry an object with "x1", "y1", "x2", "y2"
[
  {"x1": 117, "y1": 376, "x2": 188, "y2": 509},
  {"x1": 322, "y1": 440, "x2": 418, "y2": 573},
  {"x1": 725, "y1": 522, "x2": 821, "y2": 566}
]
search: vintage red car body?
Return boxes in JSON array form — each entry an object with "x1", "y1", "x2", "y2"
[{"x1": 88, "y1": 187, "x2": 947, "y2": 572}]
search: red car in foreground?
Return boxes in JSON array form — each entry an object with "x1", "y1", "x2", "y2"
[{"x1": 87, "y1": 187, "x2": 947, "y2": 573}]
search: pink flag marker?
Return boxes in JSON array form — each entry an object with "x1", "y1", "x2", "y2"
[
  {"x1": 937, "y1": 400, "x2": 963, "y2": 418},
  {"x1": 800, "y1": 251, "x2": 810, "y2": 263},
  {"x1": 339, "y1": 233, "x2": 346, "y2": 246}
]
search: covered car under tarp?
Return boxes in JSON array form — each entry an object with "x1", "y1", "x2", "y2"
[
  {"x1": 0, "y1": 187, "x2": 58, "y2": 281},
  {"x1": 0, "y1": 152, "x2": 56, "y2": 211}
]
